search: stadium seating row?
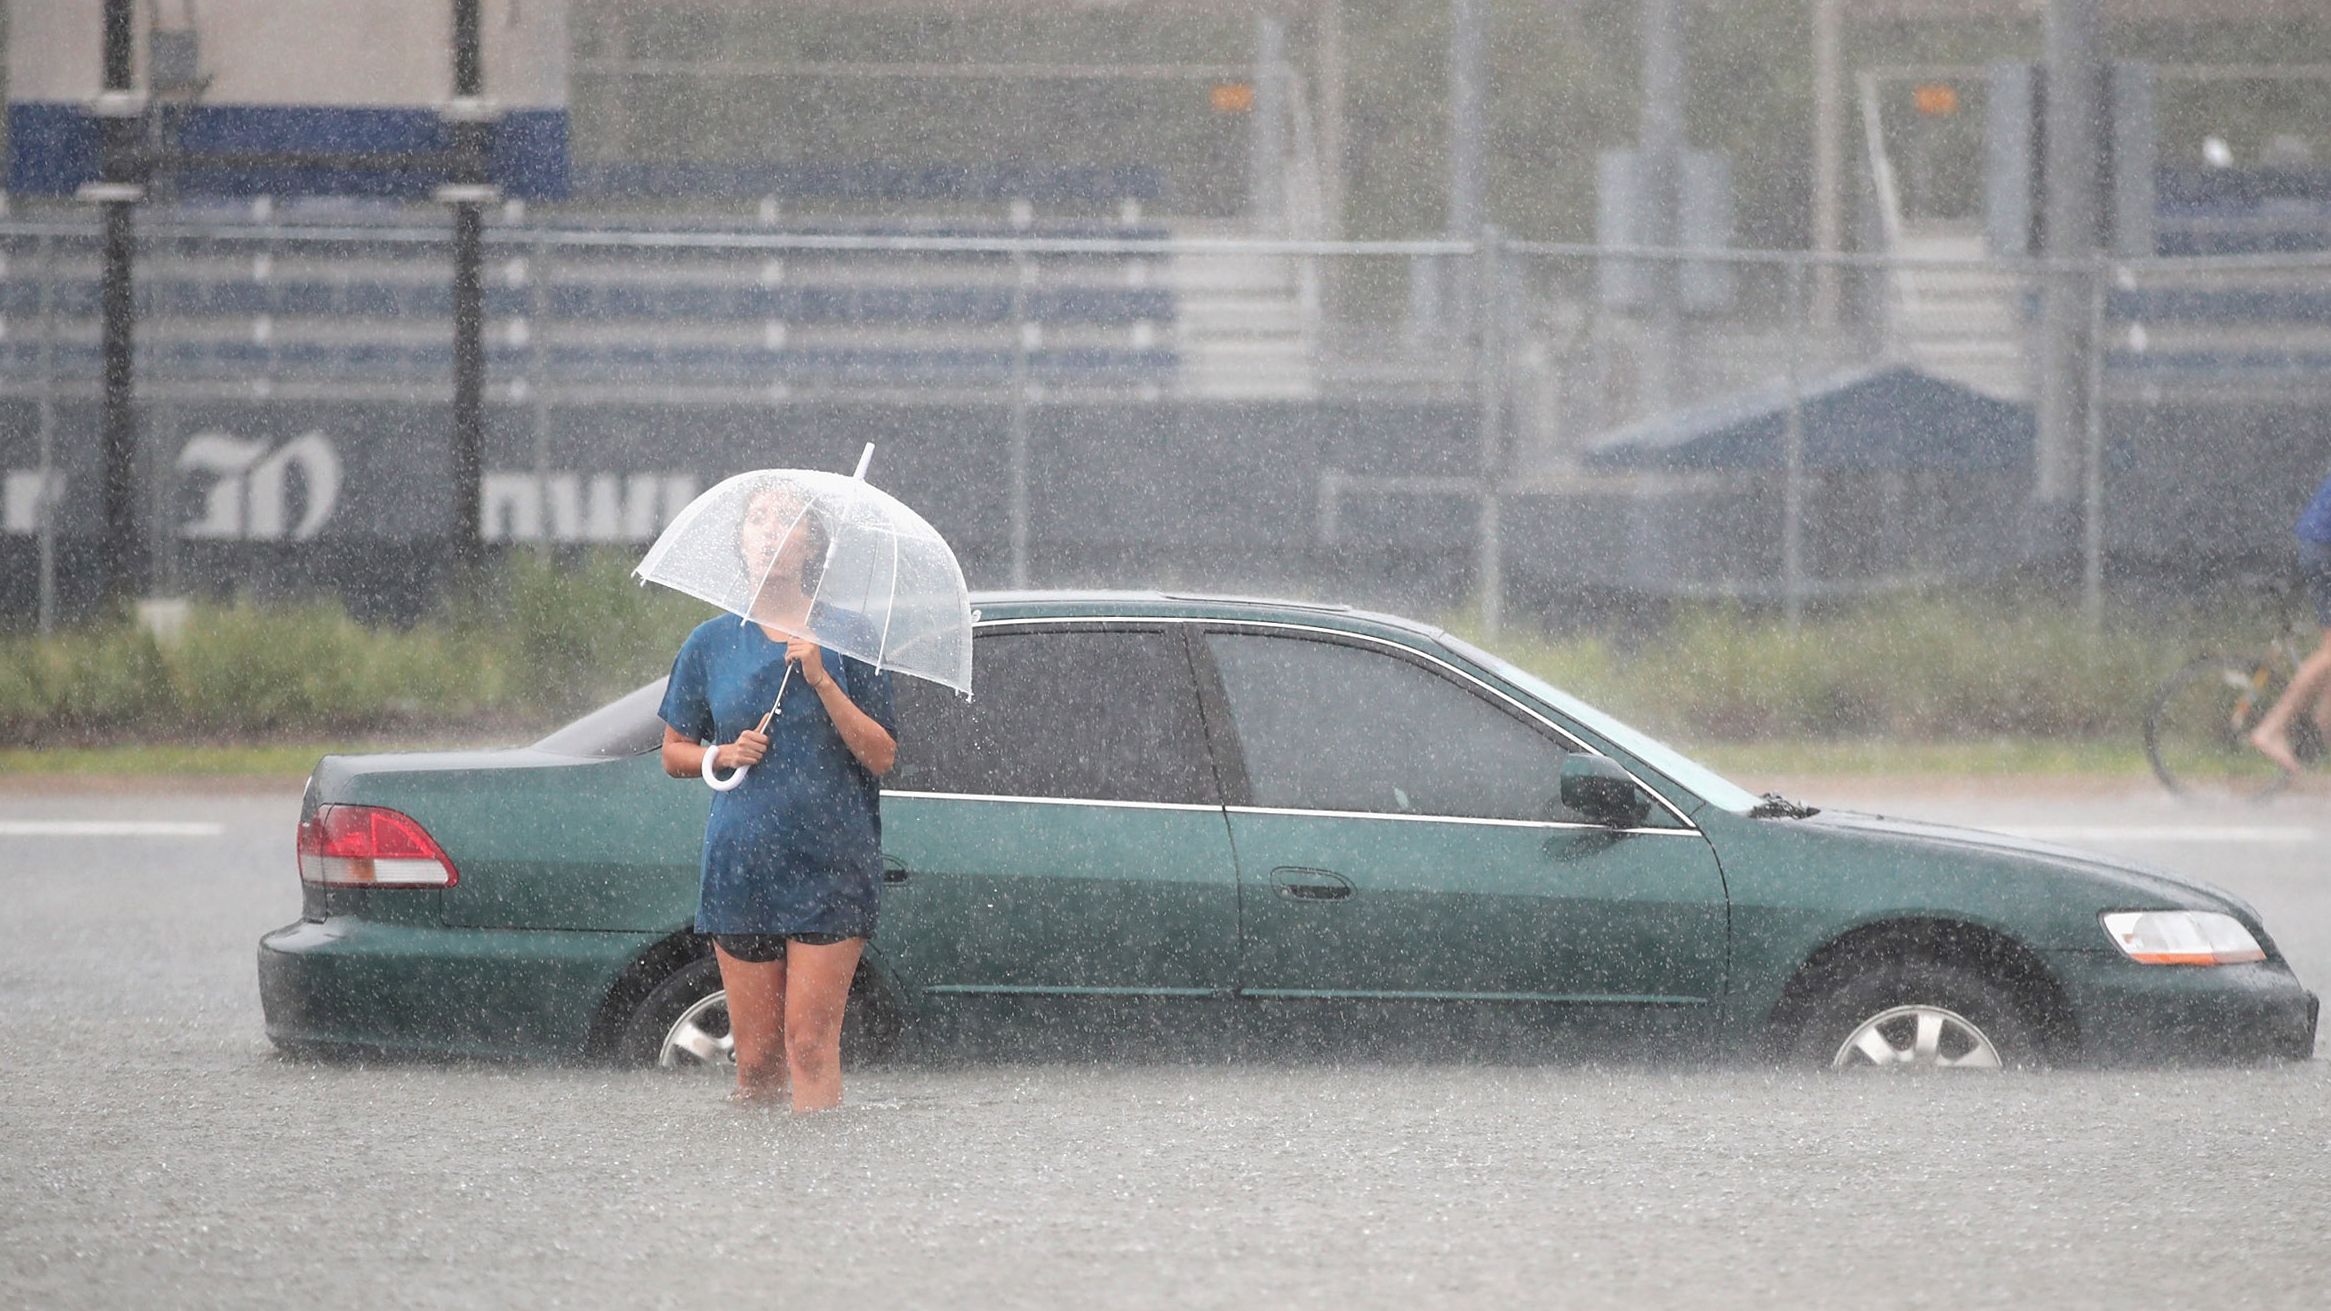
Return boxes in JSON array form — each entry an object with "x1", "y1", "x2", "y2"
[
  {"x1": 571, "y1": 161, "x2": 1166, "y2": 204},
  {"x1": 0, "y1": 279, "x2": 1178, "y2": 326},
  {"x1": 1, "y1": 338, "x2": 1179, "y2": 382},
  {"x1": 2151, "y1": 166, "x2": 2331, "y2": 256},
  {"x1": 2107, "y1": 288, "x2": 2331, "y2": 323},
  {"x1": 2104, "y1": 349, "x2": 2331, "y2": 376}
]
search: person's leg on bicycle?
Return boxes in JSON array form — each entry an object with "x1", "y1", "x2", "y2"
[{"x1": 2251, "y1": 537, "x2": 2331, "y2": 774}]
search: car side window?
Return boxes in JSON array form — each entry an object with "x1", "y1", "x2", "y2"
[
  {"x1": 1205, "y1": 632, "x2": 1604, "y2": 824},
  {"x1": 888, "y1": 628, "x2": 1217, "y2": 805}
]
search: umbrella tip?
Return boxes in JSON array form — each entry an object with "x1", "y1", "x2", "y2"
[{"x1": 852, "y1": 443, "x2": 875, "y2": 480}]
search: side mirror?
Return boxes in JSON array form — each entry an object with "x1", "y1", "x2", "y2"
[{"x1": 1559, "y1": 754, "x2": 1651, "y2": 829}]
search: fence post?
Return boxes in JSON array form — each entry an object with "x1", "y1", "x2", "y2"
[
  {"x1": 446, "y1": 0, "x2": 490, "y2": 591},
  {"x1": 1475, "y1": 226, "x2": 1505, "y2": 638},
  {"x1": 2081, "y1": 258, "x2": 2108, "y2": 630},
  {"x1": 97, "y1": 0, "x2": 145, "y2": 609},
  {"x1": 35, "y1": 233, "x2": 60, "y2": 634},
  {"x1": 1782, "y1": 257, "x2": 1809, "y2": 627},
  {"x1": 529, "y1": 230, "x2": 553, "y2": 557},
  {"x1": 1008, "y1": 251, "x2": 1034, "y2": 589}
]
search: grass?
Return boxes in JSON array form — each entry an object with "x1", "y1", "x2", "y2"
[{"x1": 1693, "y1": 737, "x2": 2153, "y2": 782}]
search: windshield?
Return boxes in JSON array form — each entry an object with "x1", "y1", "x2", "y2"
[{"x1": 1435, "y1": 633, "x2": 1765, "y2": 815}]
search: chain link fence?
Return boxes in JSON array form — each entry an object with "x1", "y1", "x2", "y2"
[{"x1": 4, "y1": 210, "x2": 2328, "y2": 633}]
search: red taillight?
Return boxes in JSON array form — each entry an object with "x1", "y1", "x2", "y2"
[{"x1": 296, "y1": 805, "x2": 459, "y2": 888}]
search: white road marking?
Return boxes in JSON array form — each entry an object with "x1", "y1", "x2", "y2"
[
  {"x1": 0, "y1": 820, "x2": 226, "y2": 838},
  {"x1": 1998, "y1": 825, "x2": 2319, "y2": 846}
]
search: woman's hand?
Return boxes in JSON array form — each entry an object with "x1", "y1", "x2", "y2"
[
  {"x1": 786, "y1": 639, "x2": 832, "y2": 690},
  {"x1": 718, "y1": 729, "x2": 770, "y2": 771}
]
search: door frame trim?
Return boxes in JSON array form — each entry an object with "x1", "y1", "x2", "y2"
[
  {"x1": 1226, "y1": 803, "x2": 1701, "y2": 837},
  {"x1": 882, "y1": 789, "x2": 1219, "y2": 813}
]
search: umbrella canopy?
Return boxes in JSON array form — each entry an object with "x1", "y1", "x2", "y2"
[{"x1": 634, "y1": 452, "x2": 972, "y2": 696}]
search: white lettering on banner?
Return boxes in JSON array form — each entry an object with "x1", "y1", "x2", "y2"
[
  {"x1": 2, "y1": 471, "x2": 65, "y2": 534},
  {"x1": 177, "y1": 431, "x2": 341, "y2": 541},
  {"x1": 482, "y1": 472, "x2": 700, "y2": 543}
]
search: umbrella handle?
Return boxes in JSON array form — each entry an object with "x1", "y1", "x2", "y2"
[
  {"x1": 701, "y1": 666, "x2": 793, "y2": 792},
  {"x1": 701, "y1": 748, "x2": 750, "y2": 792}
]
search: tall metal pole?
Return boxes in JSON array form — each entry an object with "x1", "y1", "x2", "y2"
[
  {"x1": 2080, "y1": 260, "x2": 2108, "y2": 628},
  {"x1": 35, "y1": 235, "x2": 61, "y2": 634},
  {"x1": 1316, "y1": 0, "x2": 1347, "y2": 238},
  {"x1": 96, "y1": 0, "x2": 145, "y2": 609},
  {"x1": 1636, "y1": 0, "x2": 1686, "y2": 412},
  {"x1": 2037, "y1": 0, "x2": 2102, "y2": 530},
  {"x1": 447, "y1": 0, "x2": 491, "y2": 584},
  {"x1": 1782, "y1": 258, "x2": 1809, "y2": 626},
  {"x1": 1008, "y1": 255, "x2": 1033, "y2": 589},
  {"x1": 528, "y1": 231, "x2": 553, "y2": 557},
  {"x1": 1810, "y1": 0, "x2": 1843, "y2": 330},
  {"x1": 1446, "y1": 0, "x2": 1485, "y2": 325},
  {"x1": 1475, "y1": 226, "x2": 1505, "y2": 638},
  {"x1": 1249, "y1": 11, "x2": 1287, "y2": 230}
]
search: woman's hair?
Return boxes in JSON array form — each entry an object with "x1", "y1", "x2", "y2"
[
  {"x1": 790, "y1": 502, "x2": 831, "y2": 590},
  {"x1": 744, "y1": 481, "x2": 830, "y2": 590}
]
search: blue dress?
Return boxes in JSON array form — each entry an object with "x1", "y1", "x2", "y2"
[{"x1": 657, "y1": 615, "x2": 897, "y2": 940}]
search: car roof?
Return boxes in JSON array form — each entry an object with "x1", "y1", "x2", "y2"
[{"x1": 965, "y1": 589, "x2": 1448, "y2": 644}]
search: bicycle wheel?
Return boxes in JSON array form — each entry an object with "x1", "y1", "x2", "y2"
[{"x1": 2144, "y1": 654, "x2": 2294, "y2": 800}]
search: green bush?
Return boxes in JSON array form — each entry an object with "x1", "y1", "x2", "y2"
[
  {"x1": 0, "y1": 577, "x2": 2203, "y2": 748},
  {"x1": 0, "y1": 626, "x2": 171, "y2": 740},
  {"x1": 1457, "y1": 595, "x2": 2192, "y2": 744},
  {"x1": 164, "y1": 599, "x2": 507, "y2": 734},
  {"x1": 496, "y1": 549, "x2": 711, "y2": 717},
  {"x1": 0, "y1": 554, "x2": 716, "y2": 743}
]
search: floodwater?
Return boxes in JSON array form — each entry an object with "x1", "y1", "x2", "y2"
[{"x1": 3, "y1": 785, "x2": 2327, "y2": 1309}]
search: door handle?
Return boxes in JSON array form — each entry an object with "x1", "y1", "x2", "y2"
[
  {"x1": 1272, "y1": 867, "x2": 1352, "y2": 901},
  {"x1": 882, "y1": 858, "x2": 911, "y2": 885}
]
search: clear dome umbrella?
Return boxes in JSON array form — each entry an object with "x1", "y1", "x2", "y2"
[{"x1": 633, "y1": 444, "x2": 972, "y2": 790}]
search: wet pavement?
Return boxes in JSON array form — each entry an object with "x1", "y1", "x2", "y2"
[{"x1": 3, "y1": 782, "x2": 2327, "y2": 1309}]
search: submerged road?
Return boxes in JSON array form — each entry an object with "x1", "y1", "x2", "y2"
[{"x1": 2, "y1": 781, "x2": 2326, "y2": 1309}]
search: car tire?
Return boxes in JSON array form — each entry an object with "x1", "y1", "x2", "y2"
[
  {"x1": 617, "y1": 953, "x2": 898, "y2": 1071},
  {"x1": 1795, "y1": 960, "x2": 2044, "y2": 1071}
]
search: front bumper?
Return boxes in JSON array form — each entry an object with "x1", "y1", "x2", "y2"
[
  {"x1": 2048, "y1": 951, "x2": 2319, "y2": 1065},
  {"x1": 258, "y1": 917, "x2": 657, "y2": 1061}
]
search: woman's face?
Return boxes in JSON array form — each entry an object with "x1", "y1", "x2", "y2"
[{"x1": 738, "y1": 488, "x2": 815, "y2": 592}]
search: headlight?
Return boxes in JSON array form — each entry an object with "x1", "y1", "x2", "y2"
[{"x1": 2101, "y1": 911, "x2": 2266, "y2": 965}]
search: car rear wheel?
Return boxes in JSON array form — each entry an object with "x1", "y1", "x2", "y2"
[
  {"x1": 616, "y1": 954, "x2": 896, "y2": 1071},
  {"x1": 1796, "y1": 961, "x2": 2043, "y2": 1071}
]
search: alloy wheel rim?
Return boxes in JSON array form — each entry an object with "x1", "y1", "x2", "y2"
[
  {"x1": 1831, "y1": 1004, "x2": 2002, "y2": 1070},
  {"x1": 658, "y1": 990, "x2": 735, "y2": 1070}
]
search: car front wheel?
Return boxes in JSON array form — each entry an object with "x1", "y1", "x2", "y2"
[{"x1": 1797, "y1": 960, "x2": 2043, "y2": 1071}]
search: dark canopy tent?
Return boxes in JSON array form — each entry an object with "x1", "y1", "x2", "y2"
[{"x1": 1583, "y1": 364, "x2": 2034, "y2": 472}]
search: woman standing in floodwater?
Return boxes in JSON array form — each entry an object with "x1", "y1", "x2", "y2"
[{"x1": 656, "y1": 484, "x2": 897, "y2": 1111}]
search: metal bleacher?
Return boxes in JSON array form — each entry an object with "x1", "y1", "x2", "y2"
[
  {"x1": 1, "y1": 160, "x2": 1188, "y2": 398},
  {"x1": 1880, "y1": 165, "x2": 2331, "y2": 402},
  {"x1": 2104, "y1": 167, "x2": 2331, "y2": 392}
]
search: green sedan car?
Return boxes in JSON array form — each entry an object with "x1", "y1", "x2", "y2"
[{"x1": 258, "y1": 592, "x2": 2318, "y2": 1070}]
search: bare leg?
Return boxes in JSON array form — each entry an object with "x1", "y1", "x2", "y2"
[
  {"x1": 713, "y1": 943, "x2": 786, "y2": 1102},
  {"x1": 782, "y1": 937, "x2": 865, "y2": 1114},
  {"x1": 2251, "y1": 629, "x2": 2331, "y2": 774},
  {"x1": 2313, "y1": 661, "x2": 2331, "y2": 743}
]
